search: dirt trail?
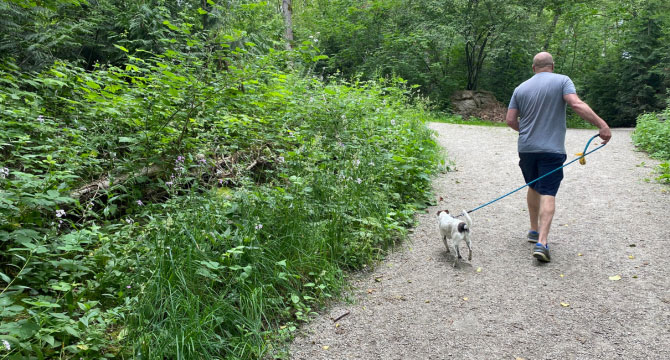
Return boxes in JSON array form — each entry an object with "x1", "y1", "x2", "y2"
[{"x1": 290, "y1": 124, "x2": 670, "y2": 360}]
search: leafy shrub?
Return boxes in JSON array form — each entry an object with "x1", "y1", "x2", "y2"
[
  {"x1": 0, "y1": 21, "x2": 440, "y2": 360},
  {"x1": 125, "y1": 73, "x2": 441, "y2": 359},
  {"x1": 632, "y1": 108, "x2": 670, "y2": 183}
]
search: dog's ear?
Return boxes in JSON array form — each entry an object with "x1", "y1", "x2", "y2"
[{"x1": 436, "y1": 210, "x2": 450, "y2": 216}]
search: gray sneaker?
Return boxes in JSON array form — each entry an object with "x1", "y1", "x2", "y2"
[
  {"x1": 532, "y1": 243, "x2": 551, "y2": 262},
  {"x1": 527, "y1": 230, "x2": 539, "y2": 243}
]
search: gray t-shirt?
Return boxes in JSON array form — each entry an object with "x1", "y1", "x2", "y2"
[{"x1": 508, "y1": 72, "x2": 576, "y2": 154}]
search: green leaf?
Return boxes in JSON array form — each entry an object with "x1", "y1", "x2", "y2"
[
  {"x1": 22, "y1": 300, "x2": 61, "y2": 308},
  {"x1": 85, "y1": 80, "x2": 100, "y2": 90},
  {"x1": 163, "y1": 20, "x2": 179, "y2": 31},
  {"x1": 114, "y1": 44, "x2": 129, "y2": 53},
  {"x1": 0, "y1": 271, "x2": 12, "y2": 284},
  {"x1": 64, "y1": 326, "x2": 80, "y2": 337},
  {"x1": 200, "y1": 260, "x2": 221, "y2": 270},
  {"x1": 41, "y1": 334, "x2": 55, "y2": 347}
]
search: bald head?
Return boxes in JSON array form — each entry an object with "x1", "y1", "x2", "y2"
[{"x1": 533, "y1": 52, "x2": 554, "y2": 72}]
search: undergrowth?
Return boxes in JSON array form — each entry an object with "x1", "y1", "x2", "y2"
[
  {"x1": 0, "y1": 17, "x2": 441, "y2": 358},
  {"x1": 632, "y1": 107, "x2": 670, "y2": 184}
]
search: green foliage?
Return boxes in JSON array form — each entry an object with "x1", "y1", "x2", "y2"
[
  {"x1": 0, "y1": 2, "x2": 441, "y2": 357},
  {"x1": 295, "y1": 0, "x2": 465, "y2": 108},
  {"x1": 296, "y1": 0, "x2": 669, "y2": 122},
  {"x1": 129, "y1": 82, "x2": 441, "y2": 356},
  {"x1": 582, "y1": 0, "x2": 669, "y2": 127},
  {"x1": 566, "y1": 112, "x2": 597, "y2": 129},
  {"x1": 632, "y1": 107, "x2": 670, "y2": 183},
  {"x1": 0, "y1": 0, "x2": 285, "y2": 72}
]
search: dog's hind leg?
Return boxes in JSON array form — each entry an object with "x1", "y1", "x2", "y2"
[
  {"x1": 466, "y1": 238, "x2": 472, "y2": 261},
  {"x1": 453, "y1": 246, "x2": 462, "y2": 268}
]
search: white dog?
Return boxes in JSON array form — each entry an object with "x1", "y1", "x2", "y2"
[{"x1": 437, "y1": 209, "x2": 473, "y2": 267}]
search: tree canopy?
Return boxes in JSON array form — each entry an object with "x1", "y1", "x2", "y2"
[{"x1": 297, "y1": 0, "x2": 669, "y2": 125}]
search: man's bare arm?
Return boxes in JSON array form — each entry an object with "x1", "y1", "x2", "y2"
[{"x1": 564, "y1": 93, "x2": 612, "y2": 143}]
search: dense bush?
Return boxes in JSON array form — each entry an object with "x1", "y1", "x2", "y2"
[
  {"x1": 0, "y1": 11, "x2": 441, "y2": 356},
  {"x1": 632, "y1": 107, "x2": 670, "y2": 183}
]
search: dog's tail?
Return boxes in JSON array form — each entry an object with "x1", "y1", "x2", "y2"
[{"x1": 461, "y1": 209, "x2": 473, "y2": 231}]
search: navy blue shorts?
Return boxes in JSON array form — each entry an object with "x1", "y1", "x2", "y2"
[{"x1": 518, "y1": 153, "x2": 567, "y2": 196}]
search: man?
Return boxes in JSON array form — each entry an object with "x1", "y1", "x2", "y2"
[{"x1": 505, "y1": 52, "x2": 611, "y2": 262}]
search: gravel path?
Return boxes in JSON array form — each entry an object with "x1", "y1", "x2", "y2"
[{"x1": 290, "y1": 124, "x2": 670, "y2": 360}]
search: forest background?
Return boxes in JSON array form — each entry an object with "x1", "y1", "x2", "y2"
[{"x1": 1, "y1": 0, "x2": 668, "y2": 359}]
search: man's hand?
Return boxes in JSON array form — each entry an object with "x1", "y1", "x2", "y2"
[{"x1": 598, "y1": 126, "x2": 612, "y2": 144}]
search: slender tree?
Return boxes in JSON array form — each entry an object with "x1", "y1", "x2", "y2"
[{"x1": 282, "y1": 0, "x2": 294, "y2": 49}]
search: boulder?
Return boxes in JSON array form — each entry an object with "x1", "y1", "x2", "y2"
[{"x1": 450, "y1": 90, "x2": 507, "y2": 122}]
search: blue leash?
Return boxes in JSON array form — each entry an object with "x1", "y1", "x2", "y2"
[{"x1": 458, "y1": 134, "x2": 606, "y2": 216}]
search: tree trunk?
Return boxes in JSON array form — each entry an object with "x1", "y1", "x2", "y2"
[
  {"x1": 465, "y1": 30, "x2": 491, "y2": 90},
  {"x1": 282, "y1": 0, "x2": 294, "y2": 50},
  {"x1": 201, "y1": 0, "x2": 209, "y2": 30},
  {"x1": 544, "y1": 10, "x2": 561, "y2": 51}
]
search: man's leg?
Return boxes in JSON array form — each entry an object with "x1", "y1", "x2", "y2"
[
  {"x1": 538, "y1": 195, "x2": 556, "y2": 246},
  {"x1": 527, "y1": 187, "x2": 540, "y2": 233}
]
